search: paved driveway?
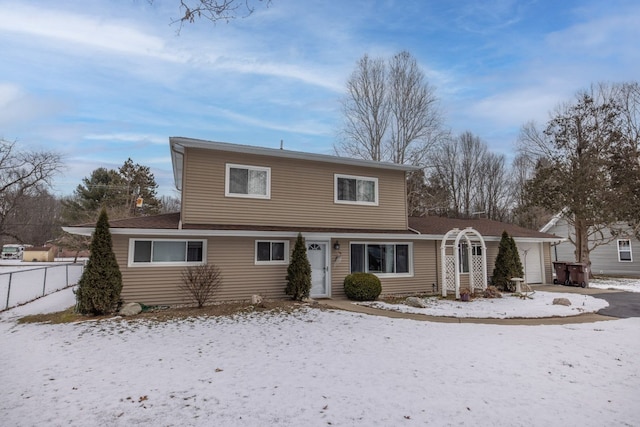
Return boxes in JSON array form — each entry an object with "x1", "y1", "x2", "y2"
[
  {"x1": 592, "y1": 292, "x2": 640, "y2": 318},
  {"x1": 531, "y1": 284, "x2": 640, "y2": 318}
]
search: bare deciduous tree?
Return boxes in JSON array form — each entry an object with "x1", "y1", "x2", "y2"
[
  {"x1": 474, "y1": 152, "x2": 511, "y2": 221},
  {"x1": 338, "y1": 54, "x2": 388, "y2": 161},
  {"x1": 5, "y1": 191, "x2": 62, "y2": 246},
  {"x1": 510, "y1": 152, "x2": 553, "y2": 229},
  {"x1": 0, "y1": 139, "x2": 62, "y2": 245},
  {"x1": 336, "y1": 51, "x2": 445, "y2": 166},
  {"x1": 519, "y1": 82, "x2": 640, "y2": 269},
  {"x1": 428, "y1": 132, "x2": 511, "y2": 220},
  {"x1": 159, "y1": 194, "x2": 182, "y2": 213},
  {"x1": 149, "y1": 0, "x2": 271, "y2": 30},
  {"x1": 387, "y1": 52, "x2": 444, "y2": 165}
]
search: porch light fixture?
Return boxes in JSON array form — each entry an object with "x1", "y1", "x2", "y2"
[{"x1": 333, "y1": 241, "x2": 341, "y2": 250}]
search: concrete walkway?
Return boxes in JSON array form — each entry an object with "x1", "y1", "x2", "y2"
[{"x1": 317, "y1": 285, "x2": 621, "y2": 325}]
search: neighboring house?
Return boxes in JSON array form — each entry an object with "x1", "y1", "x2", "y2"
[
  {"x1": 64, "y1": 137, "x2": 560, "y2": 305},
  {"x1": 541, "y1": 215, "x2": 640, "y2": 277}
]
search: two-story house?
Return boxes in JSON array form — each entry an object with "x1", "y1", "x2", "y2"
[{"x1": 65, "y1": 137, "x2": 561, "y2": 305}]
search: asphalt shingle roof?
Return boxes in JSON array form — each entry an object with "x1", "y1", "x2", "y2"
[
  {"x1": 409, "y1": 216, "x2": 558, "y2": 239},
  {"x1": 69, "y1": 213, "x2": 559, "y2": 240}
]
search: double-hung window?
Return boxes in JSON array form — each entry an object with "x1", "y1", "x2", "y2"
[
  {"x1": 255, "y1": 240, "x2": 289, "y2": 264},
  {"x1": 130, "y1": 239, "x2": 205, "y2": 266},
  {"x1": 617, "y1": 239, "x2": 632, "y2": 262},
  {"x1": 226, "y1": 163, "x2": 270, "y2": 199},
  {"x1": 350, "y1": 243, "x2": 411, "y2": 276},
  {"x1": 335, "y1": 174, "x2": 378, "y2": 205}
]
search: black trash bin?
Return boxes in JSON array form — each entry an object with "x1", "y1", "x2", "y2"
[
  {"x1": 567, "y1": 263, "x2": 589, "y2": 288},
  {"x1": 552, "y1": 261, "x2": 570, "y2": 285}
]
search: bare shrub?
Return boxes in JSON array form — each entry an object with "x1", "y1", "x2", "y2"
[
  {"x1": 180, "y1": 265, "x2": 222, "y2": 308},
  {"x1": 482, "y1": 286, "x2": 502, "y2": 299}
]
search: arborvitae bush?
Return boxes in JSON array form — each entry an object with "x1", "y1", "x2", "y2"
[
  {"x1": 344, "y1": 272, "x2": 382, "y2": 301},
  {"x1": 492, "y1": 230, "x2": 524, "y2": 292},
  {"x1": 75, "y1": 208, "x2": 123, "y2": 315},
  {"x1": 508, "y1": 235, "x2": 524, "y2": 280},
  {"x1": 285, "y1": 233, "x2": 311, "y2": 301}
]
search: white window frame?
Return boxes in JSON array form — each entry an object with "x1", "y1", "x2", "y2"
[
  {"x1": 128, "y1": 238, "x2": 207, "y2": 267},
  {"x1": 617, "y1": 239, "x2": 633, "y2": 262},
  {"x1": 225, "y1": 163, "x2": 271, "y2": 199},
  {"x1": 334, "y1": 174, "x2": 379, "y2": 206},
  {"x1": 255, "y1": 240, "x2": 290, "y2": 265},
  {"x1": 349, "y1": 242, "x2": 413, "y2": 278}
]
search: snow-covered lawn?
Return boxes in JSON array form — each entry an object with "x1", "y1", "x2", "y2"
[
  {"x1": 590, "y1": 277, "x2": 640, "y2": 293},
  {"x1": 360, "y1": 291, "x2": 609, "y2": 319},
  {"x1": 1, "y1": 287, "x2": 639, "y2": 426}
]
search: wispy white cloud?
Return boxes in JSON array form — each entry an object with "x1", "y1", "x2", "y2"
[
  {"x1": 213, "y1": 57, "x2": 345, "y2": 93},
  {"x1": 208, "y1": 106, "x2": 332, "y2": 136},
  {"x1": 0, "y1": 83, "x2": 63, "y2": 130},
  {"x1": 546, "y1": 6, "x2": 640, "y2": 59},
  {"x1": 0, "y1": 3, "x2": 186, "y2": 63},
  {"x1": 452, "y1": 0, "x2": 529, "y2": 34},
  {"x1": 84, "y1": 133, "x2": 167, "y2": 145}
]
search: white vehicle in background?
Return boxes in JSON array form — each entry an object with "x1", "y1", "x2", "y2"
[{"x1": 1, "y1": 244, "x2": 31, "y2": 260}]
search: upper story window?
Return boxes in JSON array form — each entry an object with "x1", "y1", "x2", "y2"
[
  {"x1": 129, "y1": 239, "x2": 205, "y2": 267},
  {"x1": 226, "y1": 163, "x2": 271, "y2": 199},
  {"x1": 350, "y1": 242, "x2": 412, "y2": 277},
  {"x1": 334, "y1": 174, "x2": 378, "y2": 206},
  {"x1": 618, "y1": 239, "x2": 632, "y2": 262},
  {"x1": 255, "y1": 240, "x2": 289, "y2": 265}
]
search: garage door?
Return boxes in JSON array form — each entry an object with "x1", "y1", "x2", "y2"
[{"x1": 516, "y1": 243, "x2": 543, "y2": 284}]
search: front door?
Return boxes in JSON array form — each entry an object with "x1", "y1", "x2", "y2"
[{"x1": 307, "y1": 241, "x2": 330, "y2": 298}]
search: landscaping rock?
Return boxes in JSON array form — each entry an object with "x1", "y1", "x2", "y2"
[
  {"x1": 119, "y1": 302, "x2": 142, "y2": 316},
  {"x1": 405, "y1": 296, "x2": 428, "y2": 308},
  {"x1": 552, "y1": 298, "x2": 571, "y2": 306}
]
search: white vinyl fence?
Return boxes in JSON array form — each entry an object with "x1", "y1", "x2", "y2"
[{"x1": 0, "y1": 263, "x2": 84, "y2": 311}]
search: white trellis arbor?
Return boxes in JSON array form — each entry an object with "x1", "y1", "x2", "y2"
[{"x1": 441, "y1": 227, "x2": 488, "y2": 299}]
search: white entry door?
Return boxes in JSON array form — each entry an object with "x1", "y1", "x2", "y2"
[{"x1": 307, "y1": 241, "x2": 330, "y2": 298}]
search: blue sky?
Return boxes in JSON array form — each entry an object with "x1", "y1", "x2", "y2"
[{"x1": 1, "y1": 0, "x2": 639, "y2": 197}]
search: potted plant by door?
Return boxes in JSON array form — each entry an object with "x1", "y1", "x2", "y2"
[{"x1": 460, "y1": 288, "x2": 471, "y2": 302}]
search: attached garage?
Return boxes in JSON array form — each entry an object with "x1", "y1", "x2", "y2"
[
  {"x1": 409, "y1": 217, "x2": 560, "y2": 286},
  {"x1": 515, "y1": 242, "x2": 543, "y2": 284}
]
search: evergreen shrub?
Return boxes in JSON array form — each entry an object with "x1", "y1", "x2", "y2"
[
  {"x1": 343, "y1": 272, "x2": 382, "y2": 301},
  {"x1": 75, "y1": 208, "x2": 123, "y2": 315},
  {"x1": 492, "y1": 230, "x2": 524, "y2": 292},
  {"x1": 285, "y1": 233, "x2": 311, "y2": 301}
]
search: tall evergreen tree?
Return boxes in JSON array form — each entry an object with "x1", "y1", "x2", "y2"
[
  {"x1": 508, "y1": 235, "x2": 524, "y2": 280},
  {"x1": 75, "y1": 208, "x2": 122, "y2": 315},
  {"x1": 285, "y1": 233, "x2": 311, "y2": 301},
  {"x1": 492, "y1": 231, "x2": 523, "y2": 291},
  {"x1": 62, "y1": 159, "x2": 161, "y2": 224}
]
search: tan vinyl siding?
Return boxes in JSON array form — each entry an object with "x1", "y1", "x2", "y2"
[
  {"x1": 115, "y1": 235, "x2": 552, "y2": 305},
  {"x1": 543, "y1": 243, "x2": 552, "y2": 283},
  {"x1": 329, "y1": 239, "x2": 438, "y2": 298},
  {"x1": 115, "y1": 235, "x2": 293, "y2": 306},
  {"x1": 182, "y1": 148, "x2": 408, "y2": 230}
]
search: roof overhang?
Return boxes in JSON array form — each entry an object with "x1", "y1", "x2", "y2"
[
  {"x1": 62, "y1": 226, "x2": 563, "y2": 243},
  {"x1": 169, "y1": 136, "x2": 421, "y2": 191}
]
